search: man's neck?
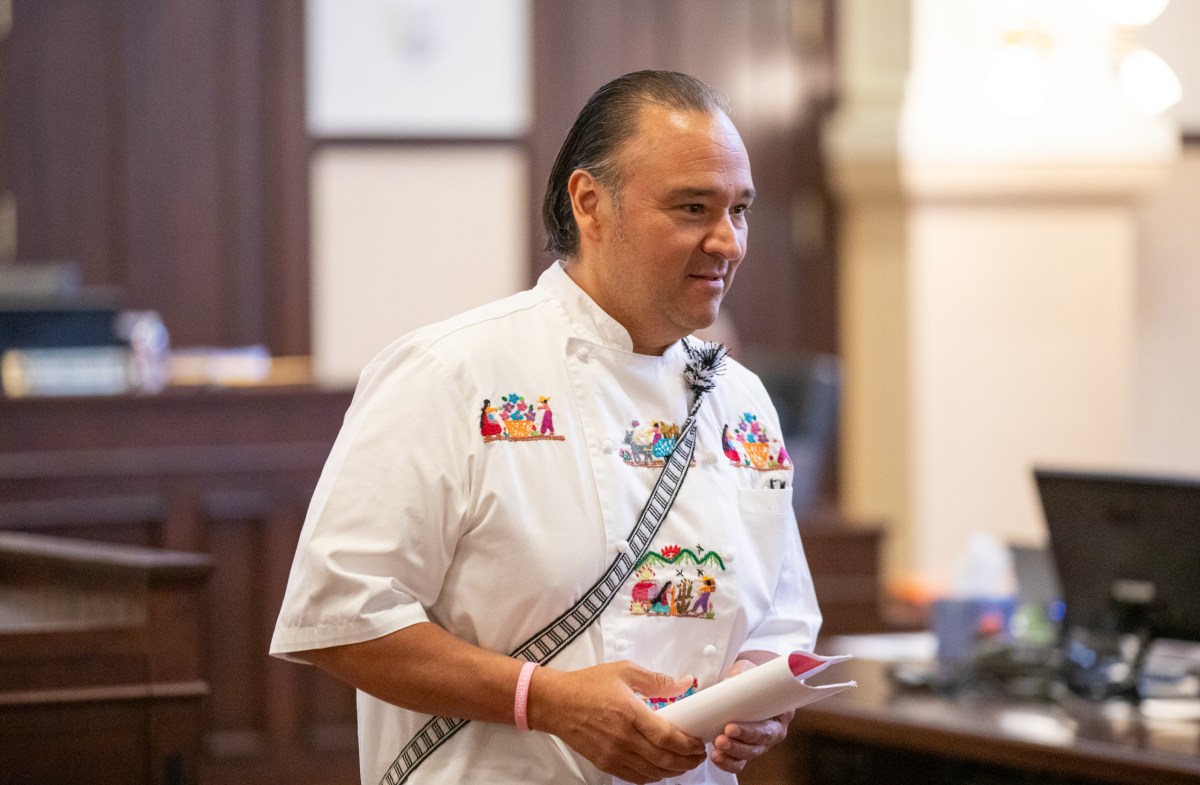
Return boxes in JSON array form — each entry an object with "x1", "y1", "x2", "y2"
[{"x1": 560, "y1": 259, "x2": 675, "y2": 356}]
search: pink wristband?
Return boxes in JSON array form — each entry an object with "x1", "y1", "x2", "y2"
[{"x1": 514, "y1": 661, "x2": 539, "y2": 731}]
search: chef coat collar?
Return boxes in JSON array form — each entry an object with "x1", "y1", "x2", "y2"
[{"x1": 538, "y1": 261, "x2": 687, "y2": 362}]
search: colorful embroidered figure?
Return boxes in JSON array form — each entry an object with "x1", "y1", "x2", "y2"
[
  {"x1": 481, "y1": 392, "x2": 566, "y2": 443},
  {"x1": 629, "y1": 563, "x2": 658, "y2": 615},
  {"x1": 626, "y1": 420, "x2": 659, "y2": 465},
  {"x1": 691, "y1": 574, "x2": 717, "y2": 616},
  {"x1": 722, "y1": 412, "x2": 792, "y2": 471},
  {"x1": 537, "y1": 395, "x2": 555, "y2": 436},
  {"x1": 626, "y1": 544, "x2": 726, "y2": 619},
  {"x1": 480, "y1": 399, "x2": 503, "y2": 440},
  {"x1": 652, "y1": 421, "x2": 680, "y2": 459},
  {"x1": 618, "y1": 419, "x2": 693, "y2": 468},
  {"x1": 649, "y1": 581, "x2": 674, "y2": 615}
]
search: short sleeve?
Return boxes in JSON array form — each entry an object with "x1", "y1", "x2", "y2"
[{"x1": 270, "y1": 341, "x2": 472, "y2": 660}]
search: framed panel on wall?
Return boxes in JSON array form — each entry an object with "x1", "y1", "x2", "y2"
[{"x1": 306, "y1": 0, "x2": 532, "y2": 139}]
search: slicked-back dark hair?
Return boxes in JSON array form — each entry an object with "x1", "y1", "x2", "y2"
[{"x1": 541, "y1": 70, "x2": 730, "y2": 258}]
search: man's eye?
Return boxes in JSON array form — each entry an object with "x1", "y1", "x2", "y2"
[
  {"x1": 733, "y1": 205, "x2": 751, "y2": 216},
  {"x1": 682, "y1": 204, "x2": 705, "y2": 215}
]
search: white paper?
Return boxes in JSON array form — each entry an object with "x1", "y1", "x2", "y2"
[{"x1": 656, "y1": 651, "x2": 856, "y2": 741}]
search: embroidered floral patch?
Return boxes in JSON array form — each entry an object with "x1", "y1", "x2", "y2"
[
  {"x1": 480, "y1": 393, "x2": 565, "y2": 443},
  {"x1": 616, "y1": 419, "x2": 695, "y2": 467},
  {"x1": 628, "y1": 544, "x2": 726, "y2": 620},
  {"x1": 721, "y1": 412, "x2": 791, "y2": 471},
  {"x1": 640, "y1": 677, "x2": 699, "y2": 711}
]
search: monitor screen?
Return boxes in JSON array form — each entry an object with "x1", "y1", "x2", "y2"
[{"x1": 1034, "y1": 468, "x2": 1200, "y2": 644}]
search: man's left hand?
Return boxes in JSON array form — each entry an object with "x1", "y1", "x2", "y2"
[{"x1": 708, "y1": 658, "x2": 794, "y2": 774}]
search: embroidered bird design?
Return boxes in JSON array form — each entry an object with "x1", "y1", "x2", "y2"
[{"x1": 722, "y1": 424, "x2": 741, "y2": 464}]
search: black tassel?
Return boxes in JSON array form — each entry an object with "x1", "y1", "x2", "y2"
[{"x1": 683, "y1": 340, "x2": 728, "y2": 402}]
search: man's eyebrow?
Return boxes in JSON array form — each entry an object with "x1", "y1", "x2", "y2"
[{"x1": 664, "y1": 186, "x2": 757, "y2": 202}]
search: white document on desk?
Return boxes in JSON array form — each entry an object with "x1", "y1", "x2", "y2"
[{"x1": 657, "y1": 651, "x2": 856, "y2": 741}]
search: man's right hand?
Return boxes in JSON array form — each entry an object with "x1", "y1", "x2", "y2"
[{"x1": 526, "y1": 660, "x2": 707, "y2": 784}]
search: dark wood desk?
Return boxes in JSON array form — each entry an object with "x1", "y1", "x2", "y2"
[{"x1": 780, "y1": 659, "x2": 1200, "y2": 785}]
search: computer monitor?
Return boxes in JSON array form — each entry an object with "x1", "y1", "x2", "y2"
[{"x1": 1034, "y1": 467, "x2": 1200, "y2": 644}]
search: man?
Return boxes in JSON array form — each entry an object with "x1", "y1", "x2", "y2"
[{"x1": 271, "y1": 70, "x2": 821, "y2": 785}]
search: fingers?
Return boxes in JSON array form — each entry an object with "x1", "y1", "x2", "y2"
[
  {"x1": 710, "y1": 715, "x2": 792, "y2": 773},
  {"x1": 600, "y1": 712, "x2": 706, "y2": 783},
  {"x1": 619, "y1": 664, "x2": 706, "y2": 778},
  {"x1": 622, "y1": 662, "x2": 695, "y2": 701},
  {"x1": 539, "y1": 662, "x2": 706, "y2": 782},
  {"x1": 630, "y1": 700, "x2": 707, "y2": 757},
  {"x1": 618, "y1": 662, "x2": 704, "y2": 757}
]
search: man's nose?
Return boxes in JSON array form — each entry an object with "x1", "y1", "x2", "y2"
[{"x1": 703, "y1": 212, "x2": 744, "y2": 260}]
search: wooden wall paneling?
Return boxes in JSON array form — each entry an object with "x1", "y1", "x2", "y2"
[
  {"x1": 3, "y1": 1, "x2": 124, "y2": 282},
  {"x1": 302, "y1": 660, "x2": 358, "y2": 753},
  {"x1": 0, "y1": 701, "x2": 153, "y2": 783},
  {"x1": 214, "y1": 0, "x2": 268, "y2": 348},
  {"x1": 0, "y1": 3, "x2": 10, "y2": 258},
  {"x1": 119, "y1": 0, "x2": 224, "y2": 347},
  {"x1": 570, "y1": 1, "x2": 656, "y2": 91},
  {"x1": 201, "y1": 497, "x2": 269, "y2": 758},
  {"x1": 161, "y1": 477, "x2": 203, "y2": 553},
  {"x1": 260, "y1": 0, "x2": 312, "y2": 356},
  {"x1": 261, "y1": 491, "x2": 306, "y2": 751},
  {"x1": 528, "y1": 0, "x2": 573, "y2": 274}
]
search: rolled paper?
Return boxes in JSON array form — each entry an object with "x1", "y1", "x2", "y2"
[{"x1": 656, "y1": 651, "x2": 856, "y2": 741}]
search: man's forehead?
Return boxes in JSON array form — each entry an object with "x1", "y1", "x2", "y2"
[
  {"x1": 624, "y1": 105, "x2": 744, "y2": 159},
  {"x1": 616, "y1": 105, "x2": 753, "y2": 191},
  {"x1": 628, "y1": 103, "x2": 738, "y2": 143}
]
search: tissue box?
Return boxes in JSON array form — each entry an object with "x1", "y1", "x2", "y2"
[{"x1": 931, "y1": 597, "x2": 1016, "y2": 674}]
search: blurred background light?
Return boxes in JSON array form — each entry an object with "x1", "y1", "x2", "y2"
[
  {"x1": 1120, "y1": 47, "x2": 1183, "y2": 115},
  {"x1": 986, "y1": 43, "x2": 1049, "y2": 117},
  {"x1": 1095, "y1": 0, "x2": 1171, "y2": 28}
]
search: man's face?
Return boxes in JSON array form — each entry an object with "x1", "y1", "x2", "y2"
[{"x1": 572, "y1": 105, "x2": 754, "y2": 355}]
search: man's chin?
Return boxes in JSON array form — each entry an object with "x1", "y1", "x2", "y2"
[{"x1": 679, "y1": 311, "x2": 726, "y2": 341}]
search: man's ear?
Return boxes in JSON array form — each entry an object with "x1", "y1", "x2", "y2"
[{"x1": 567, "y1": 169, "x2": 606, "y2": 243}]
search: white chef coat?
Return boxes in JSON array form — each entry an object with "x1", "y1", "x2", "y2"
[{"x1": 271, "y1": 262, "x2": 822, "y2": 785}]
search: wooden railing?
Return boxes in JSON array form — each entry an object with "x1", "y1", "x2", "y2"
[{"x1": 0, "y1": 531, "x2": 212, "y2": 784}]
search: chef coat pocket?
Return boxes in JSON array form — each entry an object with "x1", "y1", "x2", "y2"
[
  {"x1": 736, "y1": 487, "x2": 793, "y2": 568},
  {"x1": 736, "y1": 486, "x2": 794, "y2": 518}
]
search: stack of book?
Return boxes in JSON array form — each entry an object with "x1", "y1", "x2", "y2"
[{"x1": 0, "y1": 261, "x2": 142, "y2": 397}]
